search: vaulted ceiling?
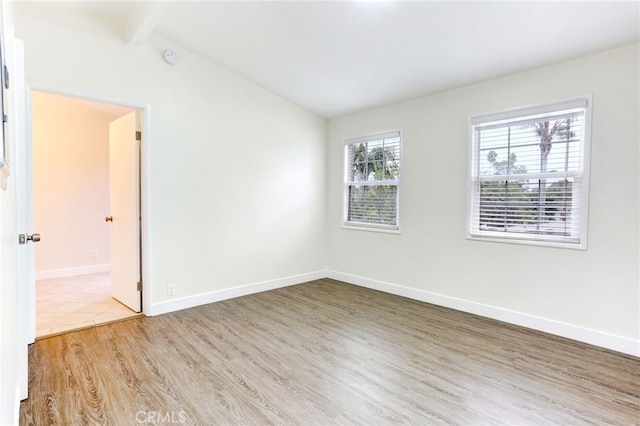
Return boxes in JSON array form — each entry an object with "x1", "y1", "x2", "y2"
[{"x1": 41, "y1": 1, "x2": 640, "y2": 118}]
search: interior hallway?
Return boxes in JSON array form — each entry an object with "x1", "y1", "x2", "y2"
[{"x1": 36, "y1": 272, "x2": 140, "y2": 338}]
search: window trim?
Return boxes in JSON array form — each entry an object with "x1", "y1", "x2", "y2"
[
  {"x1": 343, "y1": 130, "x2": 402, "y2": 233},
  {"x1": 466, "y1": 96, "x2": 592, "y2": 249}
]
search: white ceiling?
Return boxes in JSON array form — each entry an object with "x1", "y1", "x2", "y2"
[{"x1": 48, "y1": 1, "x2": 639, "y2": 119}]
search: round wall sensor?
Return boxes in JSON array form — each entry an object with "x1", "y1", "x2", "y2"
[{"x1": 163, "y1": 50, "x2": 179, "y2": 65}]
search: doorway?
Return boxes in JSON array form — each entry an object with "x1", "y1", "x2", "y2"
[{"x1": 31, "y1": 90, "x2": 143, "y2": 337}]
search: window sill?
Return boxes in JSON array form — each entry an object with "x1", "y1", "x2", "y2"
[
  {"x1": 342, "y1": 223, "x2": 401, "y2": 235},
  {"x1": 466, "y1": 233, "x2": 586, "y2": 250}
]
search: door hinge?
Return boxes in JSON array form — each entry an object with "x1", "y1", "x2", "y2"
[
  {"x1": 137, "y1": 281, "x2": 142, "y2": 291},
  {"x1": 135, "y1": 131, "x2": 141, "y2": 141}
]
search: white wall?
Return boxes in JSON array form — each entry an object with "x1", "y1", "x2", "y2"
[
  {"x1": 32, "y1": 91, "x2": 114, "y2": 277},
  {"x1": 327, "y1": 43, "x2": 639, "y2": 353},
  {"x1": 14, "y1": 4, "x2": 327, "y2": 310}
]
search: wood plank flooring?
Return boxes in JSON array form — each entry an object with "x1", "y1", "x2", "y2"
[{"x1": 20, "y1": 279, "x2": 640, "y2": 425}]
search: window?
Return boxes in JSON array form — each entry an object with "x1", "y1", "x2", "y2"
[
  {"x1": 467, "y1": 97, "x2": 591, "y2": 248},
  {"x1": 344, "y1": 131, "x2": 401, "y2": 230}
]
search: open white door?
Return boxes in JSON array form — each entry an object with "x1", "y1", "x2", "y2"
[
  {"x1": 108, "y1": 111, "x2": 141, "y2": 312},
  {"x1": 14, "y1": 40, "x2": 34, "y2": 401}
]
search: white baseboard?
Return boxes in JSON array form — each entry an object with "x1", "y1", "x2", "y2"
[
  {"x1": 326, "y1": 270, "x2": 640, "y2": 358},
  {"x1": 145, "y1": 268, "x2": 638, "y2": 357},
  {"x1": 148, "y1": 270, "x2": 327, "y2": 316},
  {"x1": 36, "y1": 264, "x2": 110, "y2": 281}
]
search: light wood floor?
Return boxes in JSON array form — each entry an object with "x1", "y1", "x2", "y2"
[{"x1": 20, "y1": 279, "x2": 639, "y2": 425}]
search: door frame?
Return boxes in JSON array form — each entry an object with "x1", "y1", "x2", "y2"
[{"x1": 27, "y1": 83, "x2": 152, "y2": 316}]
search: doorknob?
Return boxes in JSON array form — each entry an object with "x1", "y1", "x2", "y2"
[
  {"x1": 18, "y1": 233, "x2": 41, "y2": 245},
  {"x1": 105, "y1": 216, "x2": 113, "y2": 222}
]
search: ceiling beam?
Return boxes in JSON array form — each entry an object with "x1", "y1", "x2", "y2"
[{"x1": 124, "y1": 2, "x2": 169, "y2": 47}]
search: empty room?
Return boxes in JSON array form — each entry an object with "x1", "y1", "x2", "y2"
[{"x1": 1, "y1": 1, "x2": 638, "y2": 425}]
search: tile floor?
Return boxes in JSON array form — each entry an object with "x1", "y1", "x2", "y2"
[{"x1": 36, "y1": 272, "x2": 140, "y2": 338}]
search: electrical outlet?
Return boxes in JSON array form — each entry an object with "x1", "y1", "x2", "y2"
[
  {"x1": 167, "y1": 283, "x2": 176, "y2": 296},
  {"x1": 91, "y1": 250, "x2": 99, "y2": 260}
]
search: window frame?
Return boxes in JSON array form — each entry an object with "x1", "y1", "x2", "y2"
[
  {"x1": 466, "y1": 96, "x2": 592, "y2": 249},
  {"x1": 343, "y1": 130, "x2": 402, "y2": 233}
]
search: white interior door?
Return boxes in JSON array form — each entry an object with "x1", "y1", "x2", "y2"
[
  {"x1": 108, "y1": 111, "x2": 141, "y2": 312},
  {"x1": 14, "y1": 41, "x2": 34, "y2": 401}
]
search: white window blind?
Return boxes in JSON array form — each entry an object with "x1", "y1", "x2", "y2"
[
  {"x1": 468, "y1": 98, "x2": 591, "y2": 248},
  {"x1": 345, "y1": 131, "x2": 401, "y2": 229}
]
